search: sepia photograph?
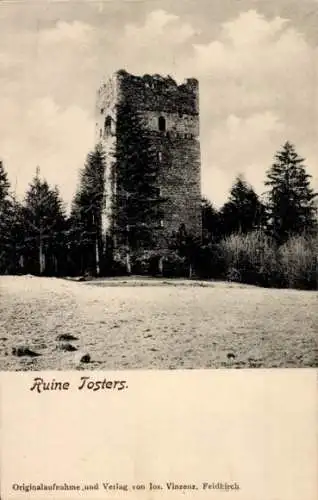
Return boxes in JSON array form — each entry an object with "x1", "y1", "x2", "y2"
[{"x1": 0, "y1": 0, "x2": 317, "y2": 372}]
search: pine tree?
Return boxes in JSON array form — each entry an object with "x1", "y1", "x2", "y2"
[
  {"x1": 113, "y1": 101, "x2": 164, "y2": 271},
  {"x1": 0, "y1": 160, "x2": 13, "y2": 273},
  {"x1": 201, "y1": 197, "x2": 221, "y2": 242},
  {"x1": 220, "y1": 175, "x2": 265, "y2": 235},
  {"x1": 69, "y1": 144, "x2": 106, "y2": 276},
  {"x1": 265, "y1": 142, "x2": 317, "y2": 243},
  {"x1": 22, "y1": 169, "x2": 67, "y2": 275},
  {"x1": 0, "y1": 161, "x2": 10, "y2": 211},
  {"x1": 8, "y1": 199, "x2": 26, "y2": 273}
]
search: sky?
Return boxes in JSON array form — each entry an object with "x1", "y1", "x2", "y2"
[{"x1": 0, "y1": 0, "x2": 317, "y2": 208}]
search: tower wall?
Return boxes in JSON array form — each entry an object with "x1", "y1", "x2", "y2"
[
  {"x1": 96, "y1": 74, "x2": 119, "y2": 236},
  {"x1": 96, "y1": 70, "x2": 202, "y2": 256}
]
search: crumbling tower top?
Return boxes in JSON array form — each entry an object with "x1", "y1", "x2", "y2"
[{"x1": 97, "y1": 70, "x2": 199, "y2": 116}]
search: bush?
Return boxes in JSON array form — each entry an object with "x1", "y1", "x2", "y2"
[
  {"x1": 278, "y1": 235, "x2": 317, "y2": 289},
  {"x1": 220, "y1": 231, "x2": 280, "y2": 287},
  {"x1": 132, "y1": 250, "x2": 162, "y2": 276},
  {"x1": 62, "y1": 230, "x2": 318, "y2": 289},
  {"x1": 110, "y1": 255, "x2": 130, "y2": 276},
  {"x1": 194, "y1": 243, "x2": 226, "y2": 279},
  {"x1": 162, "y1": 252, "x2": 187, "y2": 278}
]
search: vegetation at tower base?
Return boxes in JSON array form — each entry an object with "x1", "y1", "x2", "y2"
[
  {"x1": 68, "y1": 144, "x2": 106, "y2": 276},
  {"x1": 111, "y1": 101, "x2": 165, "y2": 273},
  {"x1": 264, "y1": 141, "x2": 317, "y2": 244},
  {"x1": 0, "y1": 139, "x2": 317, "y2": 289},
  {"x1": 220, "y1": 175, "x2": 266, "y2": 236}
]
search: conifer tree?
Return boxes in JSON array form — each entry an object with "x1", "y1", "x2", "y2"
[
  {"x1": 69, "y1": 144, "x2": 106, "y2": 276},
  {"x1": 0, "y1": 161, "x2": 10, "y2": 211},
  {"x1": 8, "y1": 198, "x2": 26, "y2": 273},
  {"x1": 201, "y1": 197, "x2": 221, "y2": 242},
  {"x1": 113, "y1": 101, "x2": 164, "y2": 271},
  {"x1": 265, "y1": 142, "x2": 317, "y2": 243},
  {"x1": 220, "y1": 175, "x2": 265, "y2": 235},
  {"x1": 22, "y1": 169, "x2": 67, "y2": 275},
  {"x1": 0, "y1": 160, "x2": 13, "y2": 273}
]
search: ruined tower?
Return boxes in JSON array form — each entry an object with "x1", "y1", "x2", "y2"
[{"x1": 96, "y1": 70, "x2": 202, "y2": 262}]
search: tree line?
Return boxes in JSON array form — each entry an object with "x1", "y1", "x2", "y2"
[{"x1": 0, "y1": 139, "x2": 317, "y2": 289}]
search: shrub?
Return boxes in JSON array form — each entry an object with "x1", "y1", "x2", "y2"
[
  {"x1": 132, "y1": 250, "x2": 163, "y2": 275},
  {"x1": 278, "y1": 235, "x2": 317, "y2": 290},
  {"x1": 110, "y1": 254, "x2": 130, "y2": 276},
  {"x1": 162, "y1": 252, "x2": 187, "y2": 278},
  {"x1": 220, "y1": 231, "x2": 280, "y2": 286},
  {"x1": 194, "y1": 243, "x2": 226, "y2": 279}
]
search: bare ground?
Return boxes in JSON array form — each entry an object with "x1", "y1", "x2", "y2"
[{"x1": 0, "y1": 276, "x2": 317, "y2": 370}]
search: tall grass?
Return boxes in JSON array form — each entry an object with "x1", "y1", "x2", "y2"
[
  {"x1": 220, "y1": 231, "x2": 279, "y2": 286},
  {"x1": 220, "y1": 231, "x2": 317, "y2": 289},
  {"x1": 279, "y1": 235, "x2": 318, "y2": 289}
]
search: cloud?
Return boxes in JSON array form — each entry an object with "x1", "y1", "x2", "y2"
[
  {"x1": 40, "y1": 20, "x2": 95, "y2": 45},
  {"x1": 125, "y1": 9, "x2": 196, "y2": 45},
  {"x1": 202, "y1": 111, "x2": 285, "y2": 205},
  {"x1": 222, "y1": 10, "x2": 287, "y2": 46},
  {"x1": 110, "y1": 9, "x2": 198, "y2": 79},
  {"x1": 0, "y1": 96, "x2": 94, "y2": 205},
  {"x1": 1, "y1": 9, "x2": 199, "y2": 206},
  {"x1": 0, "y1": 6, "x2": 316, "y2": 210},
  {"x1": 191, "y1": 9, "x2": 317, "y2": 204},
  {"x1": 193, "y1": 10, "x2": 314, "y2": 110},
  {"x1": 0, "y1": 18, "x2": 99, "y2": 205}
]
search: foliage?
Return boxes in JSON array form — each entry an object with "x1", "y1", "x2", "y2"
[
  {"x1": 68, "y1": 144, "x2": 106, "y2": 275},
  {"x1": 265, "y1": 141, "x2": 317, "y2": 243},
  {"x1": 278, "y1": 235, "x2": 318, "y2": 290},
  {"x1": 168, "y1": 224, "x2": 202, "y2": 278},
  {"x1": 5, "y1": 199, "x2": 28, "y2": 274},
  {"x1": 21, "y1": 172, "x2": 67, "y2": 275},
  {"x1": 131, "y1": 249, "x2": 164, "y2": 276},
  {"x1": 113, "y1": 101, "x2": 164, "y2": 258},
  {"x1": 220, "y1": 231, "x2": 280, "y2": 287},
  {"x1": 220, "y1": 175, "x2": 265, "y2": 236},
  {"x1": 161, "y1": 252, "x2": 187, "y2": 278},
  {"x1": 0, "y1": 161, "x2": 10, "y2": 211},
  {"x1": 0, "y1": 161, "x2": 13, "y2": 273},
  {"x1": 201, "y1": 197, "x2": 222, "y2": 242},
  {"x1": 194, "y1": 242, "x2": 226, "y2": 279},
  {"x1": 1, "y1": 138, "x2": 317, "y2": 290}
]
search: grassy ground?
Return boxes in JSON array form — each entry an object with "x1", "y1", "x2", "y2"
[{"x1": 0, "y1": 276, "x2": 317, "y2": 370}]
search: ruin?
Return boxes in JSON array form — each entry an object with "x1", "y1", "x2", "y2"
[{"x1": 96, "y1": 70, "x2": 202, "y2": 264}]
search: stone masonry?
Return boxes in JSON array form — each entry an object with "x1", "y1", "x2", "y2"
[{"x1": 96, "y1": 70, "x2": 202, "y2": 258}]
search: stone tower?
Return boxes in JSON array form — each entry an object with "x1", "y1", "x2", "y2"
[{"x1": 96, "y1": 70, "x2": 202, "y2": 262}]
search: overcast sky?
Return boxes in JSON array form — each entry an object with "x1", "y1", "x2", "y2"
[{"x1": 0, "y1": 0, "x2": 317, "y2": 208}]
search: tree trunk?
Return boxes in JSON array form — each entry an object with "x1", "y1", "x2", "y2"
[
  {"x1": 189, "y1": 263, "x2": 193, "y2": 279},
  {"x1": 126, "y1": 251, "x2": 131, "y2": 275},
  {"x1": 39, "y1": 216, "x2": 45, "y2": 275},
  {"x1": 125, "y1": 224, "x2": 131, "y2": 274},
  {"x1": 158, "y1": 256, "x2": 163, "y2": 275},
  {"x1": 95, "y1": 238, "x2": 100, "y2": 276},
  {"x1": 53, "y1": 254, "x2": 58, "y2": 275},
  {"x1": 39, "y1": 243, "x2": 45, "y2": 275}
]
